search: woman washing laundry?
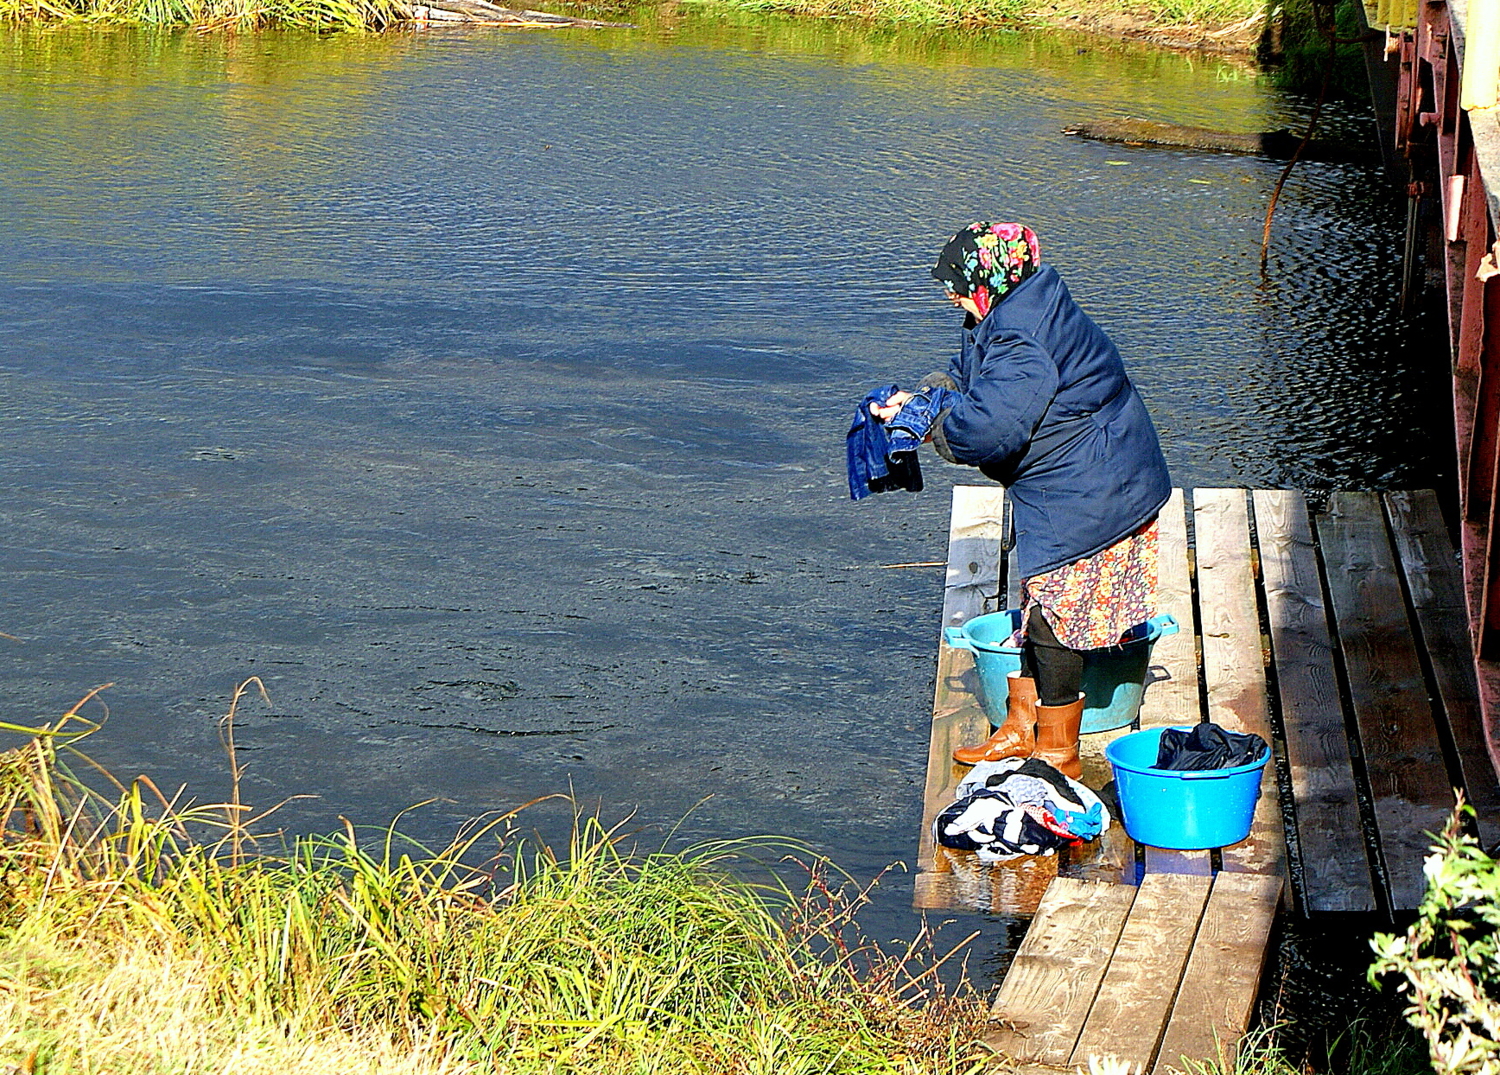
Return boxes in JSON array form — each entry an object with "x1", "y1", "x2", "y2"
[{"x1": 870, "y1": 222, "x2": 1171, "y2": 780}]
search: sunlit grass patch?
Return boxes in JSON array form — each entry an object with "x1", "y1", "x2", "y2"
[
  {"x1": 677, "y1": 0, "x2": 1031, "y2": 25},
  {"x1": 0, "y1": 683, "x2": 989, "y2": 1075},
  {"x1": 675, "y1": 0, "x2": 1260, "y2": 30},
  {"x1": 0, "y1": 0, "x2": 407, "y2": 30}
]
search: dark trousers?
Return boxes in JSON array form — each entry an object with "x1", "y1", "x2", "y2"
[{"x1": 1019, "y1": 604, "x2": 1084, "y2": 707}]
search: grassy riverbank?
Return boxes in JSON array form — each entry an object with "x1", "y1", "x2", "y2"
[
  {"x1": 673, "y1": 0, "x2": 1264, "y2": 44},
  {"x1": 0, "y1": 0, "x2": 1267, "y2": 47},
  {"x1": 0, "y1": 693, "x2": 989, "y2": 1075},
  {"x1": 0, "y1": 0, "x2": 405, "y2": 30},
  {"x1": 0, "y1": 688, "x2": 1441, "y2": 1075}
]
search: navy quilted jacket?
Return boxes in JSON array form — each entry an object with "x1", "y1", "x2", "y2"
[{"x1": 932, "y1": 265, "x2": 1171, "y2": 579}]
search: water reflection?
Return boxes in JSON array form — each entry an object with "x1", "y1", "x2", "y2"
[{"x1": 0, "y1": 14, "x2": 1447, "y2": 947}]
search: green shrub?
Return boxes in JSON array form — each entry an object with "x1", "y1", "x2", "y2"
[
  {"x1": 1370, "y1": 802, "x2": 1500, "y2": 1075},
  {"x1": 1266, "y1": 0, "x2": 1371, "y2": 101}
]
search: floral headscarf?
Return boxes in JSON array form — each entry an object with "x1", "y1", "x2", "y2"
[{"x1": 930, "y1": 222, "x2": 1042, "y2": 320}]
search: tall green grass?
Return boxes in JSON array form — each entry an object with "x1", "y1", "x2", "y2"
[
  {"x1": 0, "y1": 684, "x2": 988, "y2": 1075},
  {"x1": 0, "y1": 0, "x2": 406, "y2": 30},
  {"x1": 1174, "y1": 1021, "x2": 1431, "y2": 1075}
]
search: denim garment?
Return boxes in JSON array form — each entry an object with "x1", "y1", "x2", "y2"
[
  {"x1": 846, "y1": 384, "x2": 923, "y2": 501},
  {"x1": 885, "y1": 386, "x2": 959, "y2": 454}
]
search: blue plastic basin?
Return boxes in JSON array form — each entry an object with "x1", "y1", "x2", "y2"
[
  {"x1": 943, "y1": 609, "x2": 1179, "y2": 734},
  {"x1": 1105, "y1": 726, "x2": 1270, "y2": 849}
]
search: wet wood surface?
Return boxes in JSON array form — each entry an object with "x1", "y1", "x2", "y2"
[
  {"x1": 1069, "y1": 873, "x2": 1213, "y2": 1070},
  {"x1": 984, "y1": 878, "x2": 1136, "y2": 1065},
  {"x1": 1141, "y1": 490, "x2": 1213, "y2": 878},
  {"x1": 987, "y1": 871, "x2": 1280, "y2": 1075},
  {"x1": 915, "y1": 487, "x2": 1008, "y2": 909},
  {"x1": 1151, "y1": 873, "x2": 1283, "y2": 1075},
  {"x1": 1385, "y1": 489, "x2": 1500, "y2": 848}
]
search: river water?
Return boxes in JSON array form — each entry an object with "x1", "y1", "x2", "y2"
[{"x1": 0, "y1": 16, "x2": 1447, "y2": 963}]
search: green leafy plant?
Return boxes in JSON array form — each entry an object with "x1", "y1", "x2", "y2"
[{"x1": 1370, "y1": 800, "x2": 1500, "y2": 1075}]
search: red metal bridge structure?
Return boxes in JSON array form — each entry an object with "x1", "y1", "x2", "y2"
[{"x1": 1387, "y1": 0, "x2": 1500, "y2": 780}]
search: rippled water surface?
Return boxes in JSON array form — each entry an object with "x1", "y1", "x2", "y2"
[{"x1": 0, "y1": 17, "x2": 1448, "y2": 946}]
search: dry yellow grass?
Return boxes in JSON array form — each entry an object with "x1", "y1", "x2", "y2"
[{"x1": 0, "y1": 928, "x2": 475, "y2": 1075}]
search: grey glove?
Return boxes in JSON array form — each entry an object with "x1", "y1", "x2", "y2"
[{"x1": 916, "y1": 372, "x2": 958, "y2": 461}]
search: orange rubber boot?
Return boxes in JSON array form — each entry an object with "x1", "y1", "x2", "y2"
[
  {"x1": 1032, "y1": 693, "x2": 1084, "y2": 780},
  {"x1": 952, "y1": 673, "x2": 1038, "y2": 766}
]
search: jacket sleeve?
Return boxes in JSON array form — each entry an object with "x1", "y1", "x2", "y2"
[{"x1": 936, "y1": 331, "x2": 1059, "y2": 470}]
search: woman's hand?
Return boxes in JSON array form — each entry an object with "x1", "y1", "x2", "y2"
[{"x1": 869, "y1": 390, "x2": 914, "y2": 422}]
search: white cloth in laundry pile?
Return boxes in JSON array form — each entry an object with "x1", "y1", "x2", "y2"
[{"x1": 936, "y1": 756, "x2": 1111, "y2": 863}]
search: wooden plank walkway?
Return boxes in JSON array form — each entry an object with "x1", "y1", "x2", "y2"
[
  {"x1": 983, "y1": 874, "x2": 1282, "y2": 1075},
  {"x1": 917, "y1": 486, "x2": 1500, "y2": 1073},
  {"x1": 917, "y1": 485, "x2": 1499, "y2": 917}
]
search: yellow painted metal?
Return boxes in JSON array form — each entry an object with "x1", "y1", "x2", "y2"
[
  {"x1": 1464, "y1": 0, "x2": 1500, "y2": 110},
  {"x1": 1365, "y1": 0, "x2": 1416, "y2": 32}
]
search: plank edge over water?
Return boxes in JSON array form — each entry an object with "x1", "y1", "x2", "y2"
[
  {"x1": 941, "y1": 485, "x2": 1007, "y2": 629},
  {"x1": 1143, "y1": 489, "x2": 1213, "y2": 877},
  {"x1": 916, "y1": 487, "x2": 1006, "y2": 908},
  {"x1": 1384, "y1": 489, "x2": 1500, "y2": 850},
  {"x1": 1193, "y1": 488, "x2": 1288, "y2": 883},
  {"x1": 1317, "y1": 490, "x2": 1457, "y2": 911}
]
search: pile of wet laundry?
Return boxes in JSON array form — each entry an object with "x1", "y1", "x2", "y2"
[{"x1": 934, "y1": 756, "x2": 1111, "y2": 863}]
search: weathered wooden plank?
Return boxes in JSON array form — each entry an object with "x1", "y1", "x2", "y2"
[
  {"x1": 941, "y1": 485, "x2": 1007, "y2": 630},
  {"x1": 1141, "y1": 849, "x2": 1213, "y2": 878},
  {"x1": 1316, "y1": 491, "x2": 1457, "y2": 911},
  {"x1": 1194, "y1": 489, "x2": 1288, "y2": 881},
  {"x1": 1141, "y1": 488, "x2": 1199, "y2": 730},
  {"x1": 1151, "y1": 873, "x2": 1283, "y2": 1075},
  {"x1": 985, "y1": 878, "x2": 1137, "y2": 1065},
  {"x1": 918, "y1": 488, "x2": 1006, "y2": 909},
  {"x1": 915, "y1": 646, "x2": 990, "y2": 906},
  {"x1": 1253, "y1": 489, "x2": 1376, "y2": 913},
  {"x1": 1069, "y1": 873, "x2": 1214, "y2": 1071},
  {"x1": 1386, "y1": 489, "x2": 1500, "y2": 848},
  {"x1": 1138, "y1": 490, "x2": 1214, "y2": 877},
  {"x1": 918, "y1": 486, "x2": 1042, "y2": 913}
]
